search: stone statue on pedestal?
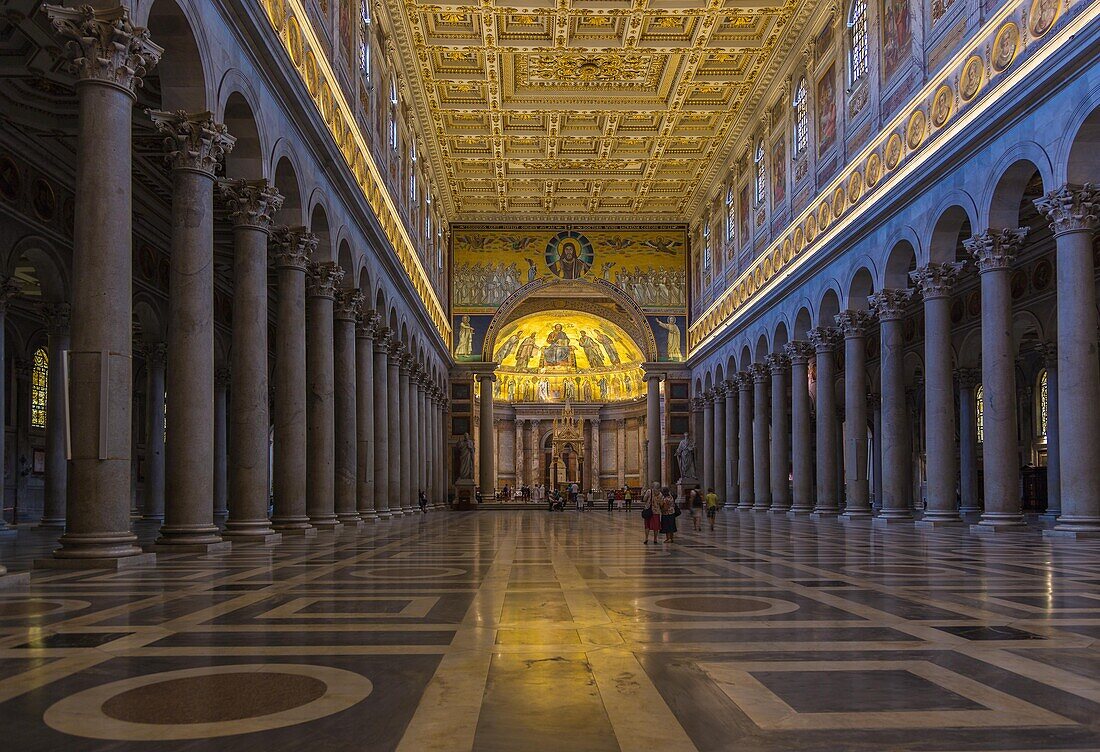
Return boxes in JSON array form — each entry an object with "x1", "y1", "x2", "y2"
[
  {"x1": 676, "y1": 433, "x2": 697, "y2": 481},
  {"x1": 457, "y1": 432, "x2": 475, "y2": 480}
]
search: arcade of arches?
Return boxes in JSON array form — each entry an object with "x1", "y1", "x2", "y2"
[{"x1": 1, "y1": 0, "x2": 1100, "y2": 749}]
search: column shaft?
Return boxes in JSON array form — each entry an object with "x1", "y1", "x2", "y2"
[
  {"x1": 736, "y1": 375, "x2": 754, "y2": 508},
  {"x1": 40, "y1": 304, "x2": 71, "y2": 527},
  {"x1": 373, "y1": 335, "x2": 392, "y2": 518},
  {"x1": 785, "y1": 342, "x2": 814, "y2": 514},
  {"x1": 957, "y1": 370, "x2": 981, "y2": 513},
  {"x1": 713, "y1": 388, "x2": 726, "y2": 501},
  {"x1": 723, "y1": 383, "x2": 737, "y2": 507},
  {"x1": 142, "y1": 345, "x2": 166, "y2": 521},
  {"x1": 810, "y1": 328, "x2": 840, "y2": 516},
  {"x1": 333, "y1": 289, "x2": 360, "y2": 524},
  {"x1": 767, "y1": 355, "x2": 790, "y2": 511},
  {"x1": 874, "y1": 298, "x2": 913, "y2": 522},
  {"x1": 751, "y1": 365, "x2": 771, "y2": 510},
  {"x1": 213, "y1": 371, "x2": 228, "y2": 522},
  {"x1": 837, "y1": 312, "x2": 871, "y2": 518},
  {"x1": 702, "y1": 395, "x2": 715, "y2": 491},
  {"x1": 478, "y1": 374, "x2": 495, "y2": 494},
  {"x1": 355, "y1": 318, "x2": 377, "y2": 520},
  {"x1": 305, "y1": 262, "x2": 342, "y2": 529},
  {"x1": 645, "y1": 374, "x2": 662, "y2": 486},
  {"x1": 399, "y1": 361, "x2": 413, "y2": 510},
  {"x1": 1043, "y1": 350, "x2": 1061, "y2": 519}
]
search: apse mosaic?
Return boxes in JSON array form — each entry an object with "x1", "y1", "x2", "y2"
[
  {"x1": 451, "y1": 225, "x2": 688, "y2": 314},
  {"x1": 484, "y1": 310, "x2": 646, "y2": 403}
]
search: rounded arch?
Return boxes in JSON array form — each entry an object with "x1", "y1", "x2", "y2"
[
  {"x1": 714, "y1": 362, "x2": 725, "y2": 385},
  {"x1": 221, "y1": 88, "x2": 264, "y2": 180},
  {"x1": 772, "y1": 320, "x2": 789, "y2": 352},
  {"x1": 1012, "y1": 309, "x2": 1045, "y2": 352},
  {"x1": 704, "y1": 371, "x2": 713, "y2": 392},
  {"x1": 481, "y1": 277, "x2": 658, "y2": 362},
  {"x1": 792, "y1": 306, "x2": 813, "y2": 341},
  {"x1": 738, "y1": 344, "x2": 753, "y2": 372},
  {"x1": 308, "y1": 201, "x2": 333, "y2": 263},
  {"x1": 144, "y1": 0, "x2": 211, "y2": 112},
  {"x1": 272, "y1": 153, "x2": 304, "y2": 226},
  {"x1": 926, "y1": 204, "x2": 975, "y2": 264},
  {"x1": 1064, "y1": 100, "x2": 1100, "y2": 185},
  {"x1": 817, "y1": 288, "x2": 841, "y2": 327},
  {"x1": 883, "y1": 240, "x2": 918, "y2": 289},
  {"x1": 846, "y1": 266, "x2": 875, "y2": 310},
  {"x1": 984, "y1": 152, "x2": 1051, "y2": 229},
  {"x1": 133, "y1": 296, "x2": 165, "y2": 344},
  {"x1": 753, "y1": 333, "x2": 769, "y2": 363},
  {"x1": 336, "y1": 238, "x2": 355, "y2": 289},
  {"x1": 724, "y1": 353, "x2": 737, "y2": 379},
  {"x1": 5, "y1": 235, "x2": 68, "y2": 302}
]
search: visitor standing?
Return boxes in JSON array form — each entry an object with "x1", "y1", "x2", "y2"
[
  {"x1": 659, "y1": 487, "x2": 678, "y2": 544},
  {"x1": 687, "y1": 488, "x2": 703, "y2": 531},
  {"x1": 418, "y1": 490, "x2": 428, "y2": 514},
  {"x1": 705, "y1": 487, "x2": 720, "y2": 531},
  {"x1": 642, "y1": 482, "x2": 660, "y2": 545}
]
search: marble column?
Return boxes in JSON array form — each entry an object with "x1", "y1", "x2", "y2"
[
  {"x1": 45, "y1": 4, "x2": 161, "y2": 567},
  {"x1": 478, "y1": 373, "x2": 495, "y2": 496},
  {"x1": 785, "y1": 341, "x2": 814, "y2": 515},
  {"x1": 591, "y1": 418, "x2": 601, "y2": 490},
  {"x1": 713, "y1": 384, "x2": 727, "y2": 501},
  {"x1": 271, "y1": 228, "x2": 315, "y2": 534},
  {"x1": 1040, "y1": 344, "x2": 1061, "y2": 520},
  {"x1": 1036, "y1": 186, "x2": 1100, "y2": 537},
  {"x1": 616, "y1": 419, "x2": 627, "y2": 487},
  {"x1": 836, "y1": 310, "x2": 873, "y2": 518},
  {"x1": 148, "y1": 110, "x2": 233, "y2": 551},
  {"x1": 141, "y1": 343, "x2": 166, "y2": 522},
  {"x1": 515, "y1": 419, "x2": 525, "y2": 491},
  {"x1": 213, "y1": 368, "x2": 229, "y2": 523},
  {"x1": 399, "y1": 358, "x2": 414, "y2": 510},
  {"x1": 723, "y1": 380, "x2": 738, "y2": 507},
  {"x1": 528, "y1": 420, "x2": 541, "y2": 488},
  {"x1": 767, "y1": 353, "x2": 790, "y2": 512},
  {"x1": 809, "y1": 327, "x2": 840, "y2": 516},
  {"x1": 751, "y1": 363, "x2": 771, "y2": 510},
  {"x1": 433, "y1": 391, "x2": 445, "y2": 506},
  {"x1": 965, "y1": 228, "x2": 1028, "y2": 531},
  {"x1": 912, "y1": 263, "x2": 964, "y2": 527},
  {"x1": 870, "y1": 289, "x2": 914, "y2": 524},
  {"x1": 956, "y1": 368, "x2": 981, "y2": 514},
  {"x1": 409, "y1": 369, "x2": 421, "y2": 502},
  {"x1": 386, "y1": 338, "x2": 403, "y2": 516},
  {"x1": 220, "y1": 179, "x2": 281, "y2": 542},
  {"x1": 39, "y1": 303, "x2": 71, "y2": 527},
  {"x1": 372, "y1": 329, "x2": 392, "y2": 519},
  {"x1": 360, "y1": 314, "x2": 382, "y2": 518},
  {"x1": 702, "y1": 392, "x2": 715, "y2": 492},
  {"x1": 0, "y1": 281, "x2": 17, "y2": 537},
  {"x1": 304, "y1": 261, "x2": 343, "y2": 529},
  {"x1": 333, "y1": 288, "x2": 361, "y2": 525},
  {"x1": 736, "y1": 372, "x2": 754, "y2": 509},
  {"x1": 870, "y1": 394, "x2": 883, "y2": 509},
  {"x1": 644, "y1": 373, "x2": 662, "y2": 487},
  {"x1": 419, "y1": 381, "x2": 430, "y2": 500}
]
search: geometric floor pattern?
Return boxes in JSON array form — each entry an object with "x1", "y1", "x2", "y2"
[{"x1": 3, "y1": 511, "x2": 1100, "y2": 750}]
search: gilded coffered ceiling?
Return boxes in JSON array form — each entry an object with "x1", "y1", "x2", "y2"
[{"x1": 380, "y1": 0, "x2": 817, "y2": 221}]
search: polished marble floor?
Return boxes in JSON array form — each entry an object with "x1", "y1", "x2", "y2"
[{"x1": 3, "y1": 510, "x2": 1100, "y2": 750}]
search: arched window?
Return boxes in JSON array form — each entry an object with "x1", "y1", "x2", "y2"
[
  {"x1": 975, "y1": 384, "x2": 985, "y2": 444},
  {"x1": 1037, "y1": 369, "x2": 1049, "y2": 438},
  {"x1": 702, "y1": 221, "x2": 712, "y2": 270},
  {"x1": 389, "y1": 74, "x2": 399, "y2": 151},
  {"x1": 426, "y1": 196, "x2": 433, "y2": 242},
  {"x1": 725, "y1": 184, "x2": 735, "y2": 241},
  {"x1": 409, "y1": 141, "x2": 417, "y2": 203},
  {"x1": 848, "y1": 0, "x2": 869, "y2": 83},
  {"x1": 359, "y1": 3, "x2": 371, "y2": 80},
  {"x1": 437, "y1": 229, "x2": 444, "y2": 271},
  {"x1": 31, "y1": 347, "x2": 47, "y2": 429},
  {"x1": 754, "y1": 139, "x2": 767, "y2": 205},
  {"x1": 793, "y1": 77, "x2": 809, "y2": 154}
]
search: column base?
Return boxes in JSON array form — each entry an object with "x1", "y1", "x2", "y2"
[
  {"x1": 337, "y1": 519, "x2": 366, "y2": 530},
  {"x1": 337, "y1": 513, "x2": 364, "y2": 525},
  {"x1": 736, "y1": 503, "x2": 754, "y2": 511},
  {"x1": 375, "y1": 511, "x2": 393, "y2": 520},
  {"x1": 768, "y1": 506, "x2": 791, "y2": 515},
  {"x1": 786, "y1": 507, "x2": 813, "y2": 517},
  {"x1": 146, "y1": 541, "x2": 232, "y2": 554},
  {"x1": 0, "y1": 571, "x2": 29, "y2": 589},
  {"x1": 872, "y1": 514, "x2": 913, "y2": 527},
  {"x1": 958, "y1": 505, "x2": 982, "y2": 515},
  {"x1": 223, "y1": 531, "x2": 283, "y2": 545},
  {"x1": 752, "y1": 504, "x2": 771, "y2": 513},
  {"x1": 37, "y1": 517, "x2": 66, "y2": 529},
  {"x1": 141, "y1": 514, "x2": 165, "y2": 522},
  {"x1": 277, "y1": 527, "x2": 318, "y2": 537},
  {"x1": 155, "y1": 524, "x2": 224, "y2": 548},
  {"x1": 213, "y1": 512, "x2": 229, "y2": 523},
  {"x1": 1043, "y1": 516, "x2": 1100, "y2": 539},
  {"x1": 840, "y1": 508, "x2": 873, "y2": 520},
  {"x1": 1043, "y1": 528, "x2": 1100, "y2": 540},
  {"x1": 359, "y1": 512, "x2": 380, "y2": 522},
  {"x1": 223, "y1": 520, "x2": 278, "y2": 539},
  {"x1": 970, "y1": 515, "x2": 1027, "y2": 534},
  {"x1": 308, "y1": 517, "x2": 341, "y2": 530},
  {"x1": 914, "y1": 516, "x2": 963, "y2": 529},
  {"x1": 35, "y1": 552, "x2": 156, "y2": 570},
  {"x1": 810, "y1": 508, "x2": 840, "y2": 518}
]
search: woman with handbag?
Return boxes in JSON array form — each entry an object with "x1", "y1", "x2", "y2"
[
  {"x1": 659, "y1": 487, "x2": 678, "y2": 544},
  {"x1": 642, "y1": 482, "x2": 660, "y2": 545}
]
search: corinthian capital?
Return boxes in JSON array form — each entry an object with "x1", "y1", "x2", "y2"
[
  {"x1": 835, "y1": 309, "x2": 874, "y2": 337},
  {"x1": 148, "y1": 110, "x2": 235, "y2": 175},
  {"x1": 963, "y1": 228, "x2": 1028, "y2": 273},
  {"x1": 306, "y1": 261, "x2": 345, "y2": 299},
  {"x1": 749, "y1": 362, "x2": 769, "y2": 384},
  {"x1": 1034, "y1": 183, "x2": 1100, "y2": 235},
  {"x1": 910, "y1": 261, "x2": 965, "y2": 299},
  {"x1": 784, "y1": 340, "x2": 815, "y2": 365},
  {"x1": 765, "y1": 352, "x2": 791, "y2": 374},
  {"x1": 42, "y1": 301, "x2": 71, "y2": 333},
  {"x1": 868, "y1": 288, "x2": 914, "y2": 321},
  {"x1": 270, "y1": 226, "x2": 316, "y2": 270},
  {"x1": 44, "y1": 4, "x2": 162, "y2": 94},
  {"x1": 807, "y1": 326, "x2": 839, "y2": 353},
  {"x1": 334, "y1": 288, "x2": 363, "y2": 320},
  {"x1": 218, "y1": 179, "x2": 283, "y2": 231}
]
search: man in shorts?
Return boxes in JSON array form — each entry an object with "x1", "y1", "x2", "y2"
[{"x1": 705, "y1": 487, "x2": 720, "y2": 531}]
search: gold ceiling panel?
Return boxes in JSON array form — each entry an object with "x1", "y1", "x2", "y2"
[{"x1": 385, "y1": 0, "x2": 815, "y2": 220}]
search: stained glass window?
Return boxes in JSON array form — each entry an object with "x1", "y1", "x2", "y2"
[
  {"x1": 31, "y1": 347, "x2": 47, "y2": 429},
  {"x1": 755, "y1": 139, "x2": 767, "y2": 205},
  {"x1": 794, "y1": 77, "x2": 809, "y2": 154},
  {"x1": 975, "y1": 384, "x2": 984, "y2": 444},
  {"x1": 1038, "y1": 369, "x2": 1049, "y2": 438},
  {"x1": 849, "y1": 0, "x2": 868, "y2": 83}
]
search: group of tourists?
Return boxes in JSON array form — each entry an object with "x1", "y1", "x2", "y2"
[{"x1": 641, "y1": 484, "x2": 722, "y2": 544}]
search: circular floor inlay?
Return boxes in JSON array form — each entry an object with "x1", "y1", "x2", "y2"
[
  {"x1": 44, "y1": 664, "x2": 372, "y2": 741},
  {"x1": 633, "y1": 594, "x2": 799, "y2": 617},
  {"x1": 0, "y1": 599, "x2": 90, "y2": 619},
  {"x1": 102, "y1": 673, "x2": 327, "y2": 724},
  {"x1": 348, "y1": 565, "x2": 467, "y2": 579}
]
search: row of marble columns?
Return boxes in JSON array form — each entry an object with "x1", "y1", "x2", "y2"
[
  {"x1": 696, "y1": 197, "x2": 1100, "y2": 536},
  {"x1": 7, "y1": 6, "x2": 447, "y2": 578}
]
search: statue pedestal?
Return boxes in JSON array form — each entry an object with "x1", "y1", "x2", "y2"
[
  {"x1": 454, "y1": 479, "x2": 477, "y2": 511},
  {"x1": 676, "y1": 476, "x2": 699, "y2": 507}
]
